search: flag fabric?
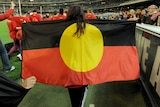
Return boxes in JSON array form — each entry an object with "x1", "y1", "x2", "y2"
[
  {"x1": 22, "y1": 20, "x2": 140, "y2": 87},
  {"x1": 0, "y1": 72, "x2": 29, "y2": 106}
]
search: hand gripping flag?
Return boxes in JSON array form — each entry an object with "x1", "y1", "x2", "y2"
[{"x1": 22, "y1": 20, "x2": 140, "y2": 87}]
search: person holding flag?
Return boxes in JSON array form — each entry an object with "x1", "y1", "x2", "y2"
[
  {"x1": 0, "y1": 1, "x2": 36, "y2": 106},
  {"x1": 21, "y1": 3, "x2": 139, "y2": 107},
  {"x1": 0, "y1": 72, "x2": 36, "y2": 106},
  {"x1": 65, "y1": 5, "x2": 88, "y2": 107}
]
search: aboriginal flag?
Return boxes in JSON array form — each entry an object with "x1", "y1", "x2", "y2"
[{"x1": 22, "y1": 20, "x2": 140, "y2": 87}]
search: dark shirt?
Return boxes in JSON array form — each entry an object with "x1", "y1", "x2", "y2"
[{"x1": 144, "y1": 15, "x2": 157, "y2": 25}]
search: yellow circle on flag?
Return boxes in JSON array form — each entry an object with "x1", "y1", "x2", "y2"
[{"x1": 60, "y1": 23, "x2": 103, "y2": 72}]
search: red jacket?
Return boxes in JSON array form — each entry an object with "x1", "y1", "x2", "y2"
[
  {"x1": 7, "y1": 20, "x2": 16, "y2": 39},
  {"x1": 51, "y1": 14, "x2": 66, "y2": 21},
  {"x1": 29, "y1": 13, "x2": 42, "y2": 22},
  {"x1": 85, "y1": 13, "x2": 97, "y2": 19}
]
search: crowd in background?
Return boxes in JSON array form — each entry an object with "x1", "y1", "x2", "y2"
[
  {"x1": 0, "y1": 1, "x2": 160, "y2": 107},
  {"x1": 102, "y1": 4, "x2": 160, "y2": 26}
]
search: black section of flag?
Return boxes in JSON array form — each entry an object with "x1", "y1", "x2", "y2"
[
  {"x1": 22, "y1": 20, "x2": 136, "y2": 50},
  {"x1": 90, "y1": 20, "x2": 136, "y2": 46},
  {"x1": 0, "y1": 72, "x2": 29, "y2": 106}
]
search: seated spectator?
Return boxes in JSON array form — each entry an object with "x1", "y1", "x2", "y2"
[
  {"x1": 144, "y1": 4, "x2": 159, "y2": 25},
  {"x1": 85, "y1": 8, "x2": 97, "y2": 19},
  {"x1": 7, "y1": 15, "x2": 21, "y2": 57},
  {"x1": 43, "y1": 13, "x2": 51, "y2": 21},
  {"x1": 51, "y1": 8, "x2": 66, "y2": 20},
  {"x1": 150, "y1": 7, "x2": 160, "y2": 26},
  {"x1": 141, "y1": 9, "x2": 147, "y2": 23},
  {"x1": 127, "y1": 9, "x2": 139, "y2": 21},
  {"x1": 29, "y1": 10, "x2": 42, "y2": 22},
  {"x1": 135, "y1": 9, "x2": 142, "y2": 23}
]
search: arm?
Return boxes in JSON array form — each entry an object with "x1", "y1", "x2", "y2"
[
  {"x1": 151, "y1": 12, "x2": 160, "y2": 21},
  {"x1": 0, "y1": 1, "x2": 15, "y2": 21}
]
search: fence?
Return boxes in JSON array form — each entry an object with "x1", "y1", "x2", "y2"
[{"x1": 136, "y1": 23, "x2": 160, "y2": 107}]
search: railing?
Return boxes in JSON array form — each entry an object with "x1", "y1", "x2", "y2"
[{"x1": 136, "y1": 23, "x2": 160, "y2": 107}]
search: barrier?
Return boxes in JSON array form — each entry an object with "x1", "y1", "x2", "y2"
[{"x1": 136, "y1": 23, "x2": 160, "y2": 107}]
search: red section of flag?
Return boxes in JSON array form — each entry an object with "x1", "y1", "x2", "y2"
[{"x1": 22, "y1": 46, "x2": 139, "y2": 87}]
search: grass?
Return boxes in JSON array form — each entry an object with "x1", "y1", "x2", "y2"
[
  {"x1": 0, "y1": 20, "x2": 148, "y2": 107},
  {"x1": 0, "y1": 20, "x2": 12, "y2": 44}
]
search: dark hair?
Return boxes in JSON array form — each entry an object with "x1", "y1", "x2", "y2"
[
  {"x1": 53, "y1": 11, "x2": 57, "y2": 15},
  {"x1": 33, "y1": 10, "x2": 37, "y2": 12},
  {"x1": 21, "y1": 10, "x2": 27, "y2": 14},
  {"x1": 66, "y1": 5, "x2": 86, "y2": 37},
  {"x1": 59, "y1": 8, "x2": 64, "y2": 15}
]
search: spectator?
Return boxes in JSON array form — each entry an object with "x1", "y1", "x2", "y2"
[
  {"x1": 141, "y1": 9, "x2": 147, "y2": 23},
  {"x1": 145, "y1": 4, "x2": 159, "y2": 25},
  {"x1": 135, "y1": 8, "x2": 142, "y2": 23},
  {"x1": 51, "y1": 8, "x2": 66, "y2": 20},
  {"x1": 150, "y1": 7, "x2": 160, "y2": 26},
  {"x1": 43, "y1": 13, "x2": 51, "y2": 21},
  {"x1": 127, "y1": 9, "x2": 139, "y2": 21},
  {"x1": 85, "y1": 8, "x2": 97, "y2": 19},
  {"x1": 7, "y1": 10, "x2": 30, "y2": 60},
  {"x1": 29, "y1": 10, "x2": 42, "y2": 22}
]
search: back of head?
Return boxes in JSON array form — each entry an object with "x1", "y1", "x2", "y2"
[
  {"x1": 87, "y1": 8, "x2": 92, "y2": 13},
  {"x1": 66, "y1": 5, "x2": 85, "y2": 21},
  {"x1": 148, "y1": 4, "x2": 158, "y2": 10},
  {"x1": 59, "y1": 8, "x2": 64, "y2": 15},
  {"x1": 46, "y1": 13, "x2": 50, "y2": 18},
  {"x1": 21, "y1": 10, "x2": 27, "y2": 15},
  {"x1": 130, "y1": 9, "x2": 135, "y2": 14},
  {"x1": 66, "y1": 5, "x2": 86, "y2": 37},
  {"x1": 32, "y1": 10, "x2": 37, "y2": 14},
  {"x1": 147, "y1": 4, "x2": 158, "y2": 14},
  {"x1": 53, "y1": 11, "x2": 57, "y2": 15}
]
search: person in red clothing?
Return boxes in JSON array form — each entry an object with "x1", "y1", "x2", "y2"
[
  {"x1": 16, "y1": 10, "x2": 31, "y2": 60},
  {"x1": 29, "y1": 10, "x2": 42, "y2": 22},
  {"x1": 43, "y1": 13, "x2": 51, "y2": 21},
  {"x1": 85, "y1": 8, "x2": 97, "y2": 19},
  {"x1": 51, "y1": 8, "x2": 66, "y2": 20},
  {"x1": 7, "y1": 10, "x2": 30, "y2": 58},
  {"x1": 7, "y1": 16, "x2": 17, "y2": 39},
  {"x1": 16, "y1": 10, "x2": 30, "y2": 40},
  {"x1": 7, "y1": 15, "x2": 22, "y2": 57}
]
